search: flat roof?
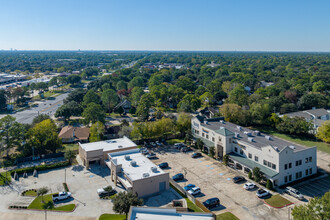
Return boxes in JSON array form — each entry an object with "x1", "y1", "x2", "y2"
[
  {"x1": 80, "y1": 136, "x2": 136, "y2": 152},
  {"x1": 108, "y1": 149, "x2": 166, "y2": 181},
  {"x1": 195, "y1": 117, "x2": 308, "y2": 152},
  {"x1": 129, "y1": 207, "x2": 214, "y2": 220}
]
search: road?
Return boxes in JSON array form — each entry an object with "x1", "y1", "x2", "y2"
[{"x1": 0, "y1": 93, "x2": 69, "y2": 124}]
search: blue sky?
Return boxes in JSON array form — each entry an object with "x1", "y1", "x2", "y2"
[{"x1": 0, "y1": 0, "x2": 329, "y2": 51}]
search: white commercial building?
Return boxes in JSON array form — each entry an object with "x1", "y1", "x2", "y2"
[
  {"x1": 106, "y1": 149, "x2": 169, "y2": 197},
  {"x1": 78, "y1": 136, "x2": 137, "y2": 169},
  {"x1": 128, "y1": 207, "x2": 214, "y2": 220},
  {"x1": 191, "y1": 116, "x2": 317, "y2": 186}
]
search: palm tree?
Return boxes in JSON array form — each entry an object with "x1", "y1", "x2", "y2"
[{"x1": 42, "y1": 201, "x2": 54, "y2": 220}]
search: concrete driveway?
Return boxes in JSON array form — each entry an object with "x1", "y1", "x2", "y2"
[
  {"x1": 151, "y1": 145, "x2": 292, "y2": 220},
  {"x1": 0, "y1": 164, "x2": 120, "y2": 219}
]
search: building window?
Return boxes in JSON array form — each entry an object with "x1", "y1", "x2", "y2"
[
  {"x1": 289, "y1": 163, "x2": 292, "y2": 168},
  {"x1": 248, "y1": 153, "x2": 252, "y2": 159},
  {"x1": 305, "y1": 158, "x2": 309, "y2": 163},
  {"x1": 289, "y1": 175, "x2": 292, "y2": 181},
  {"x1": 212, "y1": 137, "x2": 215, "y2": 142},
  {"x1": 284, "y1": 176, "x2": 288, "y2": 183},
  {"x1": 202, "y1": 133, "x2": 204, "y2": 137},
  {"x1": 219, "y1": 137, "x2": 221, "y2": 141},
  {"x1": 206, "y1": 134, "x2": 209, "y2": 139},
  {"x1": 255, "y1": 156, "x2": 258, "y2": 162},
  {"x1": 284, "y1": 164, "x2": 288, "y2": 170},
  {"x1": 229, "y1": 138, "x2": 232, "y2": 143},
  {"x1": 309, "y1": 157, "x2": 312, "y2": 162},
  {"x1": 296, "y1": 160, "x2": 302, "y2": 166},
  {"x1": 272, "y1": 164, "x2": 276, "y2": 170},
  {"x1": 234, "y1": 147, "x2": 238, "y2": 152},
  {"x1": 267, "y1": 162, "x2": 271, "y2": 168},
  {"x1": 240, "y1": 149, "x2": 243, "y2": 155},
  {"x1": 309, "y1": 168, "x2": 312, "y2": 174},
  {"x1": 296, "y1": 171, "x2": 302, "y2": 179},
  {"x1": 263, "y1": 160, "x2": 267, "y2": 166},
  {"x1": 306, "y1": 169, "x2": 308, "y2": 176}
]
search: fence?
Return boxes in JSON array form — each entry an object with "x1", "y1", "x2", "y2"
[
  {"x1": 16, "y1": 152, "x2": 65, "y2": 164},
  {"x1": 169, "y1": 179, "x2": 213, "y2": 215}
]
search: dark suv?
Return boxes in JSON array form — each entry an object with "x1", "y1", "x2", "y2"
[
  {"x1": 203, "y1": 197, "x2": 220, "y2": 209},
  {"x1": 232, "y1": 176, "x2": 245, "y2": 183}
]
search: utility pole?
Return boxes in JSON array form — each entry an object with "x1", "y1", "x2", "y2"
[{"x1": 64, "y1": 168, "x2": 66, "y2": 183}]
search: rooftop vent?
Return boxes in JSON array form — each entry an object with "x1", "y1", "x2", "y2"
[
  {"x1": 204, "y1": 121, "x2": 208, "y2": 125},
  {"x1": 274, "y1": 146, "x2": 279, "y2": 152},
  {"x1": 265, "y1": 136, "x2": 272, "y2": 140},
  {"x1": 289, "y1": 145, "x2": 295, "y2": 150},
  {"x1": 118, "y1": 145, "x2": 123, "y2": 148},
  {"x1": 254, "y1": 131, "x2": 261, "y2": 136},
  {"x1": 130, "y1": 160, "x2": 137, "y2": 167},
  {"x1": 142, "y1": 173, "x2": 150, "y2": 178},
  {"x1": 236, "y1": 126, "x2": 242, "y2": 131},
  {"x1": 244, "y1": 131, "x2": 252, "y2": 137},
  {"x1": 220, "y1": 126, "x2": 224, "y2": 129},
  {"x1": 106, "y1": 140, "x2": 117, "y2": 143},
  {"x1": 124, "y1": 155, "x2": 130, "y2": 160},
  {"x1": 235, "y1": 132, "x2": 240, "y2": 138},
  {"x1": 150, "y1": 166, "x2": 158, "y2": 173},
  {"x1": 220, "y1": 120, "x2": 225, "y2": 124},
  {"x1": 248, "y1": 137, "x2": 254, "y2": 142}
]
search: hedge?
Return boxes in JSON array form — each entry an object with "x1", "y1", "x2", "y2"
[{"x1": 10, "y1": 161, "x2": 70, "y2": 175}]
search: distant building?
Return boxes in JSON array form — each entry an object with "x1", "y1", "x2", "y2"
[
  {"x1": 281, "y1": 108, "x2": 330, "y2": 132},
  {"x1": 128, "y1": 207, "x2": 215, "y2": 220},
  {"x1": 191, "y1": 116, "x2": 317, "y2": 186},
  {"x1": 106, "y1": 148, "x2": 169, "y2": 197},
  {"x1": 58, "y1": 126, "x2": 90, "y2": 144},
  {"x1": 78, "y1": 136, "x2": 137, "y2": 169},
  {"x1": 199, "y1": 107, "x2": 219, "y2": 119},
  {"x1": 114, "y1": 99, "x2": 131, "y2": 113},
  {"x1": 207, "y1": 61, "x2": 220, "y2": 68},
  {"x1": 260, "y1": 81, "x2": 274, "y2": 88}
]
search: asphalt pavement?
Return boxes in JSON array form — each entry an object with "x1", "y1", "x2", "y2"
[{"x1": 0, "y1": 93, "x2": 68, "y2": 124}]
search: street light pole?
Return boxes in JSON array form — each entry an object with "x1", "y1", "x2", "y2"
[{"x1": 64, "y1": 168, "x2": 66, "y2": 183}]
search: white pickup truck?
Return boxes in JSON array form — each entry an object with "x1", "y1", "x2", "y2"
[{"x1": 52, "y1": 192, "x2": 72, "y2": 202}]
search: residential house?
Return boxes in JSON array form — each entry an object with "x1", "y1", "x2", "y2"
[{"x1": 58, "y1": 126, "x2": 90, "y2": 144}]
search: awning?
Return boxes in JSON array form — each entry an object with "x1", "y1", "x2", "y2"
[
  {"x1": 193, "y1": 134, "x2": 215, "y2": 147},
  {"x1": 228, "y1": 153, "x2": 278, "y2": 178}
]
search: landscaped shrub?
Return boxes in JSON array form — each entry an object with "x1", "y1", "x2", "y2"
[
  {"x1": 248, "y1": 171, "x2": 253, "y2": 179},
  {"x1": 63, "y1": 183, "x2": 69, "y2": 192},
  {"x1": 10, "y1": 161, "x2": 70, "y2": 176},
  {"x1": 266, "y1": 180, "x2": 273, "y2": 190}
]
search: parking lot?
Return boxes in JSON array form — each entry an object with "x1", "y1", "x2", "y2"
[
  {"x1": 292, "y1": 176, "x2": 330, "y2": 199},
  {"x1": 0, "y1": 163, "x2": 121, "y2": 218},
  {"x1": 151, "y1": 145, "x2": 292, "y2": 220}
]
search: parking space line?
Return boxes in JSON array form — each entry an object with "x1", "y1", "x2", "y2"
[
  {"x1": 310, "y1": 181, "x2": 329, "y2": 190},
  {"x1": 227, "y1": 178, "x2": 231, "y2": 181},
  {"x1": 219, "y1": 173, "x2": 224, "y2": 176}
]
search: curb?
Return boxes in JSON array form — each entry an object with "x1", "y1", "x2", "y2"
[
  {"x1": 8, "y1": 204, "x2": 77, "y2": 213},
  {"x1": 259, "y1": 197, "x2": 294, "y2": 209}
]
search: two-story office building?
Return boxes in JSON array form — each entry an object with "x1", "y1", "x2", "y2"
[{"x1": 191, "y1": 116, "x2": 317, "y2": 186}]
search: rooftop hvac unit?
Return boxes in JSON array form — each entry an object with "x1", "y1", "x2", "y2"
[
  {"x1": 236, "y1": 126, "x2": 242, "y2": 131},
  {"x1": 219, "y1": 126, "x2": 224, "y2": 129},
  {"x1": 289, "y1": 145, "x2": 295, "y2": 150},
  {"x1": 130, "y1": 160, "x2": 137, "y2": 167},
  {"x1": 235, "y1": 132, "x2": 240, "y2": 138},
  {"x1": 143, "y1": 173, "x2": 150, "y2": 178},
  {"x1": 220, "y1": 120, "x2": 225, "y2": 124},
  {"x1": 248, "y1": 137, "x2": 254, "y2": 142},
  {"x1": 118, "y1": 145, "x2": 123, "y2": 148},
  {"x1": 150, "y1": 166, "x2": 158, "y2": 173},
  {"x1": 254, "y1": 131, "x2": 261, "y2": 136},
  {"x1": 125, "y1": 155, "x2": 130, "y2": 160},
  {"x1": 274, "y1": 146, "x2": 279, "y2": 152},
  {"x1": 265, "y1": 136, "x2": 272, "y2": 140},
  {"x1": 204, "y1": 121, "x2": 208, "y2": 125},
  {"x1": 244, "y1": 131, "x2": 252, "y2": 137}
]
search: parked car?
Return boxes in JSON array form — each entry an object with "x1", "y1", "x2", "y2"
[
  {"x1": 146, "y1": 153, "x2": 157, "y2": 159},
  {"x1": 156, "y1": 141, "x2": 162, "y2": 146},
  {"x1": 232, "y1": 176, "x2": 246, "y2": 183},
  {"x1": 172, "y1": 173, "x2": 184, "y2": 181},
  {"x1": 203, "y1": 197, "x2": 220, "y2": 209},
  {"x1": 243, "y1": 182, "x2": 256, "y2": 190},
  {"x1": 184, "y1": 184, "x2": 196, "y2": 191},
  {"x1": 174, "y1": 143, "x2": 185, "y2": 149},
  {"x1": 188, "y1": 187, "x2": 201, "y2": 196},
  {"x1": 97, "y1": 187, "x2": 117, "y2": 198},
  {"x1": 150, "y1": 142, "x2": 157, "y2": 147},
  {"x1": 52, "y1": 192, "x2": 71, "y2": 202},
  {"x1": 285, "y1": 187, "x2": 304, "y2": 200},
  {"x1": 256, "y1": 189, "x2": 270, "y2": 198},
  {"x1": 192, "y1": 152, "x2": 202, "y2": 158},
  {"x1": 181, "y1": 147, "x2": 191, "y2": 153},
  {"x1": 141, "y1": 149, "x2": 149, "y2": 155},
  {"x1": 158, "y1": 162, "x2": 168, "y2": 169}
]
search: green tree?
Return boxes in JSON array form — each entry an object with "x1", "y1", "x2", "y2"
[
  {"x1": 130, "y1": 87, "x2": 144, "y2": 107},
  {"x1": 64, "y1": 150, "x2": 76, "y2": 164},
  {"x1": 291, "y1": 191, "x2": 329, "y2": 220},
  {"x1": 89, "y1": 121, "x2": 105, "y2": 142},
  {"x1": 67, "y1": 74, "x2": 81, "y2": 86},
  {"x1": 196, "y1": 139, "x2": 204, "y2": 151},
  {"x1": 112, "y1": 192, "x2": 143, "y2": 218},
  {"x1": 220, "y1": 104, "x2": 249, "y2": 125},
  {"x1": 43, "y1": 201, "x2": 54, "y2": 220},
  {"x1": 199, "y1": 92, "x2": 214, "y2": 107},
  {"x1": 248, "y1": 171, "x2": 253, "y2": 179},
  {"x1": 223, "y1": 154, "x2": 229, "y2": 166},
  {"x1": 82, "y1": 67, "x2": 99, "y2": 78},
  {"x1": 227, "y1": 84, "x2": 248, "y2": 106},
  {"x1": 83, "y1": 90, "x2": 100, "y2": 107},
  {"x1": 136, "y1": 94, "x2": 153, "y2": 121},
  {"x1": 312, "y1": 81, "x2": 326, "y2": 93},
  {"x1": 64, "y1": 88, "x2": 86, "y2": 104},
  {"x1": 116, "y1": 80, "x2": 127, "y2": 91},
  {"x1": 249, "y1": 102, "x2": 270, "y2": 125},
  {"x1": 101, "y1": 89, "x2": 119, "y2": 113},
  {"x1": 0, "y1": 90, "x2": 7, "y2": 111},
  {"x1": 25, "y1": 119, "x2": 61, "y2": 156},
  {"x1": 32, "y1": 114, "x2": 51, "y2": 126},
  {"x1": 0, "y1": 115, "x2": 25, "y2": 158},
  {"x1": 298, "y1": 93, "x2": 328, "y2": 110},
  {"x1": 266, "y1": 180, "x2": 273, "y2": 190},
  {"x1": 253, "y1": 167, "x2": 261, "y2": 183},
  {"x1": 177, "y1": 94, "x2": 201, "y2": 112},
  {"x1": 176, "y1": 113, "x2": 192, "y2": 135},
  {"x1": 316, "y1": 121, "x2": 330, "y2": 143},
  {"x1": 128, "y1": 76, "x2": 144, "y2": 89},
  {"x1": 37, "y1": 187, "x2": 49, "y2": 204},
  {"x1": 82, "y1": 103, "x2": 105, "y2": 124},
  {"x1": 209, "y1": 146, "x2": 215, "y2": 158},
  {"x1": 55, "y1": 101, "x2": 83, "y2": 121}
]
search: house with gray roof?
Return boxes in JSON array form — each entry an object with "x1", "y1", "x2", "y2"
[{"x1": 191, "y1": 116, "x2": 317, "y2": 186}]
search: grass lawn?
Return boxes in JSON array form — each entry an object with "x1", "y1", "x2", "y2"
[
  {"x1": 62, "y1": 143, "x2": 79, "y2": 152},
  {"x1": 217, "y1": 212, "x2": 239, "y2": 220},
  {"x1": 23, "y1": 190, "x2": 37, "y2": 197},
  {"x1": 99, "y1": 214, "x2": 126, "y2": 220},
  {"x1": 264, "y1": 195, "x2": 292, "y2": 208},
  {"x1": 28, "y1": 193, "x2": 76, "y2": 212},
  {"x1": 253, "y1": 126, "x2": 330, "y2": 154},
  {"x1": 167, "y1": 138, "x2": 185, "y2": 145},
  {"x1": 185, "y1": 198, "x2": 203, "y2": 212},
  {"x1": 0, "y1": 172, "x2": 11, "y2": 186}
]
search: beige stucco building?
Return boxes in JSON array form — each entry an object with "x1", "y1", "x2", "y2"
[
  {"x1": 78, "y1": 136, "x2": 137, "y2": 169},
  {"x1": 106, "y1": 149, "x2": 169, "y2": 198}
]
